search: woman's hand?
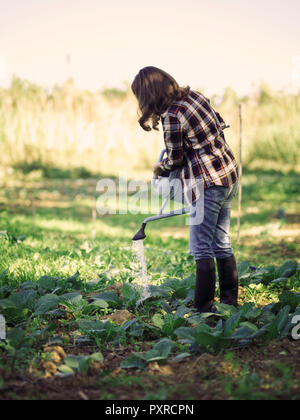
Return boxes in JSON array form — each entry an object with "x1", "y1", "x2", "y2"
[{"x1": 153, "y1": 162, "x2": 164, "y2": 179}]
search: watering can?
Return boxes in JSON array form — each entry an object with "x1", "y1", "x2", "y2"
[{"x1": 132, "y1": 150, "x2": 190, "y2": 241}]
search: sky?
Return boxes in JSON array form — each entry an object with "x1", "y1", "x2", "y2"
[{"x1": 0, "y1": 0, "x2": 300, "y2": 95}]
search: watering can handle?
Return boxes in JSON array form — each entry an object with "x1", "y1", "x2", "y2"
[
  {"x1": 158, "y1": 149, "x2": 167, "y2": 163},
  {"x1": 152, "y1": 149, "x2": 167, "y2": 185}
]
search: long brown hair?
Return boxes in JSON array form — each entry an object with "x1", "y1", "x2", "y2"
[{"x1": 131, "y1": 66, "x2": 190, "y2": 131}]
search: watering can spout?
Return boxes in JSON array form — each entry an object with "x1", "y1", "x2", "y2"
[
  {"x1": 131, "y1": 149, "x2": 190, "y2": 241},
  {"x1": 132, "y1": 223, "x2": 147, "y2": 241}
]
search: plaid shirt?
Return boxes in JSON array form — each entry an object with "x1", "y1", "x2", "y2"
[{"x1": 160, "y1": 90, "x2": 238, "y2": 204}]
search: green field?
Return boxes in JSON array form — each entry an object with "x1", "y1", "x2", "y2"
[{"x1": 0, "y1": 169, "x2": 299, "y2": 400}]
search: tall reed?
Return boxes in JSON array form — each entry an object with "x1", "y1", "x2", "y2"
[{"x1": 0, "y1": 78, "x2": 299, "y2": 177}]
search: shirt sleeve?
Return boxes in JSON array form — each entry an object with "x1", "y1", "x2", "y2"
[
  {"x1": 215, "y1": 111, "x2": 227, "y2": 130},
  {"x1": 160, "y1": 114, "x2": 184, "y2": 172}
]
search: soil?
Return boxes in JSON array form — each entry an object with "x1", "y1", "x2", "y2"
[{"x1": 0, "y1": 338, "x2": 299, "y2": 400}]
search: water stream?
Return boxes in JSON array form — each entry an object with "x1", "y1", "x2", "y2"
[{"x1": 132, "y1": 239, "x2": 151, "y2": 305}]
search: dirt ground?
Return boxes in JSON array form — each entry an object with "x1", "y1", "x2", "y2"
[{"x1": 0, "y1": 338, "x2": 299, "y2": 400}]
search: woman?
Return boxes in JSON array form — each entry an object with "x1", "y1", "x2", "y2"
[{"x1": 131, "y1": 66, "x2": 239, "y2": 313}]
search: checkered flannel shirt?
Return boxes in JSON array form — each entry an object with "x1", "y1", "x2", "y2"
[{"x1": 160, "y1": 90, "x2": 238, "y2": 205}]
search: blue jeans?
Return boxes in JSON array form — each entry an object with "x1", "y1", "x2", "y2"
[{"x1": 189, "y1": 183, "x2": 238, "y2": 260}]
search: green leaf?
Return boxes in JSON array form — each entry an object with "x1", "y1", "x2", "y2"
[
  {"x1": 34, "y1": 294, "x2": 59, "y2": 316},
  {"x1": 66, "y1": 271, "x2": 80, "y2": 284},
  {"x1": 258, "y1": 308, "x2": 276, "y2": 325},
  {"x1": 2, "y1": 307, "x2": 30, "y2": 324},
  {"x1": 122, "y1": 283, "x2": 141, "y2": 306},
  {"x1": 224, "y1": 311, "x2": 243, "y2": 337},
  {"x1": 231, "y1": 323, "x2": 258, "y2": 340},
  {"x1": 175, "y1": 327, "x2": 197, "y2": 344},
  {"x1": 252, "y1": 322, "x2": 278, "y2": 341},
  {"x1": 239, "y1": 303, "x2": 262, "y2": 321},
  {"x1": 275, "y1": 260, "x2": 298, "y2": 279},
  {"x1": 153, "y1": 338, "x2": 174, "y2": 357},
  {"x1": 0, "y1": 299, "x2": 16, "y2": 310},
  {"x1": 162, "y1": 316, "x2": 185, "y2": 337},
  {"x1": 183, "y1": 289, "x2": 195, "y2": 305},
  {"x1": 261, "y1": 266, "x2": 277, "y2": 284},
  {"x1": 0, "y1": 269, "x2": 9, "y2": 281},
  {"x1": 172, "y1": 353, "x2": 191, "y2": 362},
  {"x1": 91, "y1": 291, "x2": 122, "y2": 307},
  {"x1": 251, "y1": 266, "x2": 277, "y2": 285},
  {"x1": 20, "y1": 282, "x2": 36, "y2": 291},
  {"x1": 237, "y1": 261, "x2": 250, "y2": 278},
  {"x1": 6, "y1": 328, "x2": 24, "y2": 347},
  {"x1": 174, "y1": 305, "x2": 191, "y2": 320},
  {"x1": 64, "y1": 355, "x2": 81, "y2": 370},
  {"x1": 145, "y1": 338, "x2": 174, "y2": 362},
  {"x1": 173, "y1": 286, "x2": 188, "y2": 299},
  {"x1": 152, "y1": 313, "x2": 164, "y2": 329},
  {"x1": 161, "y1": 278, "x2": 181, "y2": 291},
  {"x1": 58, "y1": 365, "x2": 74, "y2": 375},
  {"x1": 61, "y1": 352, "x2": 104, "y2": 375},
  {"x1": 195, "y1": 324, "x2": 223, "y2": 351},
  {"x1": 89, "y1": 352, "x2": 104, "y2": 363},
  {"x1": 59, "y1": 292, "x2": 83, "y2": 307},
  {"x1": 89, "y1": 299, "x2": 109, "y2": 309},
  {"x1": 78, "y1": 319, "x2": 108, "y2": 332},
  {"x1": 79, "y1": 357, "x2": 92, "y2": 374},
  {"x1": 120, "y1": 353, "x2": 146, "y2": 370},
  {"x1": 180, "y1": 274, "x2": 196, "y2": 289},
  {"x1": 148, "y1": 285, "x2": 171, "y2": 298},
  {"x1": 0, "y1": 285, "x2": 11, "y2": 299},
  {"x1": 239, "y1": 322, "x2": 259, "y2": 333},
  {"x1": 271, "y1": 277, "x2": 289, "y2": 284},
  {"x1": 36, "y1": 276, "x2": 58, "y2": 293},
  {"x1": 10, "y1": 290, "x2": 37, "y2": 310},
  {"x1": 122, "y1": 319, "x2": 145, "y2": 337},
  {"x1": 275, "y1": 306, "x2": 291, "y2": 334},
  {"x1": 273, "y1": 291, "x2": 300, "y2": 313},
  {"x1": 215, "y1": 303, "x2": 238, "y2": 319}
]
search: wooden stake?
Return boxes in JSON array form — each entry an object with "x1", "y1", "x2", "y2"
[
  {"x1": 31, "y1": 189, "x2": 36, "y2": 233},
  {"x1": 91, "y1": 207, "x2": 97, "y2": 239},
  {"x1": 236, "y1": 104, "x2": 243, "y2": 258}
]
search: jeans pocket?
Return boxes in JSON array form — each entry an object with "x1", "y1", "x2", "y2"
[
  {"x1": 231, "y1": 182, "x2": 239, "y2": 199},
  {"x1": 207, "y1": 186, "x2": 228, "y2": 202},
  {"x1": 223, "y1": 182, "x2": 239, "y2": 207}
]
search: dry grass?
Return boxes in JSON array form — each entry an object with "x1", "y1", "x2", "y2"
[{"x1": 0, "y1": 78, "x2": 300, "y2": 178}]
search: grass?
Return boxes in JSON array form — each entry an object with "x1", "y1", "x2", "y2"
[
  {"x1": 0, "y1": 169, "x2": 299, "y2": 400},
  {"x1": 1, "y1": 169, "x2": 298, "y2": 276}
]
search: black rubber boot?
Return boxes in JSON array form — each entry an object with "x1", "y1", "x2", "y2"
[
  {"x1": 195, "y1": 258, "x2": 216, "y2": 313},
  {"x1": 216, "y1": 256, "x2": 239, "y2": 307}
]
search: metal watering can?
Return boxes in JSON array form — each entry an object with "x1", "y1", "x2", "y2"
[{"x1": 132, "y1": 150, "x2": 190, "y2": 241}]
